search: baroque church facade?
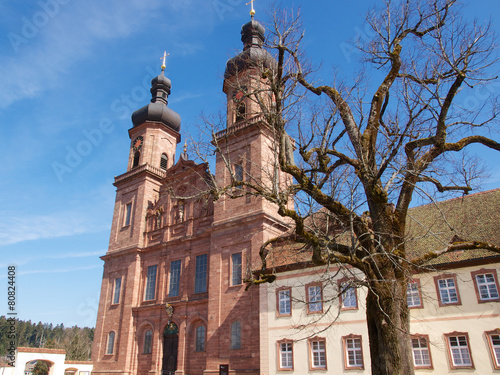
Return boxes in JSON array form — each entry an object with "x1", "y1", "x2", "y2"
[{"x1": 91, "y1": 15, "x2": 287, "y2": 375}]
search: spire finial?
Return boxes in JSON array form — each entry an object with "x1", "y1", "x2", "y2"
[
  {"x1": 246, "y1": 0, "x2": 255, "y2": 19},
  {"x1": 183, "y1": 141, "x2": 188, "y2": 153},
  {"x1": 160, "y1": 51, "x2": 169, "y2": 71}
]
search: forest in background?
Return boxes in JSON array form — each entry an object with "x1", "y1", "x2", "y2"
[{"x1": 0, "y1": 316, "x2": 94, "y2": 361}]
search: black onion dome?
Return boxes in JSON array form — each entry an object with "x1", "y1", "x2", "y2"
[
  {"x1": 224, "y1": 18, "x2": 276, "y2": 80},
  {"x1": 131, "y1": 71, "x2": 181, "y2": 132}
]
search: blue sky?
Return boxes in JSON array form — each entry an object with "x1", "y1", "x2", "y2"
[{"x1": 0, "y1": 0, "x2": 499, "y2": 328}]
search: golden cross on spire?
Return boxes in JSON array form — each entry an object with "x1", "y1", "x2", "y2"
[
  {"x1": 246, "y1": 0, "x2": 255, "y2": 17},
  {"x1": 160, "y1": 51, "x2": 169, "y2": 70}
]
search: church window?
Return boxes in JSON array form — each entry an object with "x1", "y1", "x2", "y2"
[
  {"x1": 231, "y1": 321, "x2": 241, "y2": 349},
  {"x1": 194, "y1": 254, "x2": 208, "y2": 293},
  {"x1": 112, "y1": 278, "x2": 121, "y2": 304},
  {"x1": 235, "y1": 102, "x2": 246, "y2": 122},
  {"x1": 160, "y1": 153, "x2": 168, "y2": 171},
  {"x1": 133, "y1": 151, "x2": 141, "y2": 168},
  {"x1": 169, "y1": 260, "x2": 181, "y2": 297},
  {"x1": 124, "y1": 203, "x2": 132, "y2": 226},
  {"x1": 143, "y1": 330, "x2": 152, "y2": 354},
  {"x1": 231, "y1": 253, "x2": 242, "y2": 286},
  {"x1": 234, "y1": 163, "x2": 244, "y2": 186},
  {"x1": 144, "y1": 265, "x2": 157, "y2": 301},
  {"x1": 106, "y1": 332, "x2": 115, "y2": 355},
  {"x1": 195, "y1": 325, "x2": 205, "y2": 352}
]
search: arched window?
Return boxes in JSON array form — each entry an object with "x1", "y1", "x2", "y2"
[
  {"x1": 231, "y1": 321, "x2": 241, "y2": 349},
  {"x1": 235, "y1": 102, "x2": 246, "y2": 122},
  {"x1": 160, "y1": 153, "x2": 168, "y2": 171},
  {"x1": 107, "y1": 331, "x2": 115, "y2": 354},
  {"x1": 144, "y1": 330, "x2": 152, "y2": 354},
  {"x1": 195, "y1": 325, "x2": 205, "y2": 352},
  {"x1": 133, "y1": 151, "x2": 141, "y2": 168}
]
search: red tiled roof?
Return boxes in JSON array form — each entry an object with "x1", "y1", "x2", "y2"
[{"x1": 17, "y1": 347, "x2": 66, "y2": 354}]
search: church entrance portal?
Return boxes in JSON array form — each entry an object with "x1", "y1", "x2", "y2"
[{"x1": 162, "y1": 322, "x2": 178, "y2": 375}]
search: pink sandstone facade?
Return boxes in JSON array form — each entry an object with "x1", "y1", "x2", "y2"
[{"x1": 91, "y1": 16, "x2": 288, "y2": 375}]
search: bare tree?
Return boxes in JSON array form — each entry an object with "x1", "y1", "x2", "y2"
[{"x1": 193, "y1": 1, "x2": 500, "y2": 374}]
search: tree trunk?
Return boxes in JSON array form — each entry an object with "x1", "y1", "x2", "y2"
[{"x1": 365, "y1": 278, "x2": 414, "y2": 375}]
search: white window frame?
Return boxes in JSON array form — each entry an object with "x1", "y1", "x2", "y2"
[
  {"x1": 407, "y1": 280, "x2": 423, "y2": 308},
  {"x1": 471, "y1": 269, "x2": 500, "y2": 302},
  {"x1": 411, "y1": 335, "x2": 432, "y2": 369},
  {"x1": 307, "y1": 284, "x2": 322, "y2": 313},
  {"x1": 445, "y1": 333, "x2": 474, "y2": 369},
  {"x1": 277, "y1": 288, "x2": 291, "y2": 316},
  {"x1": 434, "y1": 274, "x2": 461, "y2": 306},
  {"x1": 486, "y1": 330, "x2": 500, "y2": 370},
  {"x1": 343, "y1": 335, "x2": 364, "y2": 369},
  {"x1": 278, "y1": 340, "x2": 293, "y2": 370},
  {"x1": 309, "y1": 338, "x2": 327, "y2": 369}
]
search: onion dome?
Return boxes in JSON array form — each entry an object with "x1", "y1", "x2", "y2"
[
  {"x1": 131, "y1": 69, "x2": 181, "y2": 132},
  {"x1": 224, "y1": 17, "x2": 276, "y2": 80}
]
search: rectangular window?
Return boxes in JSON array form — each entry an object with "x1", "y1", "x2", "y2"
[
  {"x1": 340, "y1": 281, "x2": 358, "y2": 309},
  {"x1": 486, "y1": 331, "x2": 500, "y2": 369},
  {"x1": 107, "y1": 332, "x2": 115, "y2": 355},
  {"x1": 144, "y1": 265, "x2": 157, "y2": 301},
  {"x1": 407, "y1": 281, "x2": 422, "y2": 308},
  {"x1": 278, "y1": 341, "x2": 293, "y2": 370},
  {"x1": 446, "y1": 333, "x2": 473, "y2": 369},
  {"x1": 343, "y1": 336, "x2": 363, "y2": 369},
  {"x1": 169, "y1": 260, "x2": 181, "y2": 297},
  {"x1": 472, "y1": 269, "x2": 500, "y2": 302},
  {"x1": 113, "y1": 278, "x2": 121, "y2": 304},
  {"x1": 194, "y1": 254, "x2": 208, "y2": 294},
  {"x1": 310, "y1": 339, "x2": 327, "y2": 369},
  {"x1": 412, "y1": 336, "x2": 432, "y2": 368},
  {"x1": 195, "y1": 326, "x2": 205, "y2": 352},
  {"x1": 231, "y1": 253, "x2": 242, "y2": 285},
  {"x1": 434, "y1": 275, "x2": 461, "y2": 306},
  {"x1": 307, "y1": 284, "x2": 322, "y2": 313},
  {"x1": 234, "y1": 163, "x2": 244, "y2": 186},
  {"x1": 124, "y1": 203, "x2": 132, "y2": 226},
  {"x1": 277, "y1": 288, "x2": 291, "y2": 316}
]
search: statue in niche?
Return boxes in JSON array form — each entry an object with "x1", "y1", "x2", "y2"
[
  {"x1": 178, "y1": 201, "x2": 184, "y2": 222},
  {"x1": 155, "y1": 211, "x2": 162, "y2": 229}
]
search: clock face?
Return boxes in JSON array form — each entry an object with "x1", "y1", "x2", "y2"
[
  {"x1": 132, "y1": 136, "x2": 143, "y2": 151},
  {"x1": 232, "y1": 86, "x2": 247, "y2": 102}
]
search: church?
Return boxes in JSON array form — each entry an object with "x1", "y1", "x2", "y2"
[{"x1": 91, "y1": 11, "x2": 288, "y2": 375}]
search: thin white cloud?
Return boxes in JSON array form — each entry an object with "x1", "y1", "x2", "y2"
[
  {"x1": 0, "y1": 264, "x2": 102, "y2": 279},
  {"x1": 0, "y1": 0, "x2": 216, "y2": 109}
]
